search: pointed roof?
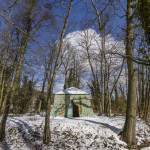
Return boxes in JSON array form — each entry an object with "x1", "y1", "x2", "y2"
[{"x1": 55, "y1": 87, "x2": 88, "y2": 95}]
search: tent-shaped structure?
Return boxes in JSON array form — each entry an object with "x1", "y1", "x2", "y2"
[{"x1": 51, "y1": 87, "x2": 95, "y2": 117}]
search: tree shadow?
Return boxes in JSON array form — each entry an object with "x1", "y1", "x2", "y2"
[
  {"x1": 69, "y1": 118, "x2": 121, "y2": 134},
  {"x1": 10, "y1": 118, "x2": 42, "y2": 150}
]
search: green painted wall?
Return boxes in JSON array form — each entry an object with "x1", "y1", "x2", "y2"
[{"x1": 51, "y1": 94, "x2": 95, "y2": 117}]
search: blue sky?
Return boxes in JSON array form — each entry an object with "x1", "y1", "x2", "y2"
[
  {"x1": 0, "y1": 0, "x2": 126, "y2": 42},
  {"x1": 31, "y1": 0, "x2": 126, "y2": 44},
  {"x1": 0, "y1": 0, "x2": 126, "y2": 91}
]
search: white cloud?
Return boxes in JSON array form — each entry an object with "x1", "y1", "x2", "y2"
[{"x1": 55, "y1": 28, "x2": 126, "y2": 92}]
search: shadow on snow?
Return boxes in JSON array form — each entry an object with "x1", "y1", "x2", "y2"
[
  {"x1": 68, "y1": 117, "x2": 121, "y2": 134},
  {"x1": 10, "y1": 118, "x2": 42, "y2": 150}
]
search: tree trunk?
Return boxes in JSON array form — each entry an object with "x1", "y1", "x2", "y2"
[
  {"x1": 0, "y1": 76, "x2": 14, "y2": 142},
  {"x1": 122, "y1": 0, "x2": 137, "y2": 148},
  {"x1": 0, "y1": 79, "x2": 5, "y2": 112},
  {"x1": 12, "y1": 48, "x2": 26, "y2": 113},
  {"x1": 0, "y1": 93, "x2": 10, "y2": 141},
  {"x1": 43, "y1": 86, "x2": 52, "y2": 144},
  {"x1": 37, "y1": 75, "x2": 47, "y2": 113},
  {"x1": 0, "y1": 66, "x2": 5, "y2": 112}
]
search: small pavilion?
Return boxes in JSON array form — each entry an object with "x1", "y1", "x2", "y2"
[{"x1": 51, "y1": 87, "x2": 94, "y2": 117}]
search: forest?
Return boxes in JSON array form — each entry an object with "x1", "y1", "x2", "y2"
[{"x1": 0, "y1": 0, "x2": 149, "y2": 150}]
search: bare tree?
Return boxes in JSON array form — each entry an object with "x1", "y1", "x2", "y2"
[
  {"x1": 43, "y1": 0, "x2": 73, "y2": 144},
  {"x1": 12, "y1": 0, "x2": 36, "y2": 113}
]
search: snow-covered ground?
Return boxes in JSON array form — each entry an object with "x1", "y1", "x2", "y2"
[{"x1": 0, "y1": 115, "x2": 149, "y2": 150}]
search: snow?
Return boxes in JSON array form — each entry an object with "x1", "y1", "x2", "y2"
[
  {"x1": 55, "y1": 87, "x2": 88, "y2": 95},
  {"x1": 0, "y1": 115, "x2": 149, "y2": 150}
]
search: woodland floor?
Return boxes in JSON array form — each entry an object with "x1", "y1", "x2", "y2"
[{"x1": 0, "y1": 115, "x2": 149, "y2": 150}]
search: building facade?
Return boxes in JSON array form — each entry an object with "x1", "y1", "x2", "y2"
[{"x1": 51, "y1": 87, "x2": 95, "y2": 117}]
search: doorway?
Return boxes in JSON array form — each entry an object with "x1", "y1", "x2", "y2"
[{"x1": 72, "y1": 101, "x2": 80, "y2": 117}]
